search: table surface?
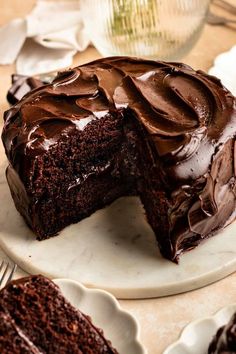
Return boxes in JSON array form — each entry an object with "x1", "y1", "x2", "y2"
[{"x1": 1, "y1": 1, "x2": 236, "y2": 353}]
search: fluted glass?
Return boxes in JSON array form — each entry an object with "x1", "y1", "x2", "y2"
[{"x1": 81, "y1": 0, "x2": 210, "y2": 60}]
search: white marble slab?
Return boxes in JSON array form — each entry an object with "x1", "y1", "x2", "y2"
[{"x1": 0, "y1": 160, "x2": 236, "y2": 299}]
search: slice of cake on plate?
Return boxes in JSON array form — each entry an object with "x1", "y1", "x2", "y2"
[{"x1": 0, "y1": 274, "x2": 118, "y2": 353}]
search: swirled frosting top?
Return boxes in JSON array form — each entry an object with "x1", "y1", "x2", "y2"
[{"x1": 2, "y1": 56, "x2": 236, "y2": 184}]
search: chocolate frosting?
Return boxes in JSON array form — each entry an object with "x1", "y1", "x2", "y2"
[
  {"x1": 6, "y1": 74, "x2": 45, "y2": 105},
  {"x1": 2, "y1": 57, "x2": 236, "y2": 260}
]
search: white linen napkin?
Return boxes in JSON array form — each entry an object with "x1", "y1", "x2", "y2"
[
  {"x1": 208, "y1": 45, "x2": 236, "y2": 96},
  {"x1": 0, "y1": 0, "x2": 90, "y2": 75}
]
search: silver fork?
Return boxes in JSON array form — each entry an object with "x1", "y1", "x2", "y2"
[{"x1": 0, "y1": 261, "x2": 17, "y2": 289}]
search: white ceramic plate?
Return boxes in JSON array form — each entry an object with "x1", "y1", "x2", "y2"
[
  {"x1": 163, "y1": 303, "x2": 236, "y2": 354},
  {"x1": 0, "y1": 155, "x2": 236, "y2": 299},
  {"x1": 54, "y1": 278, "x2": 146, "y2": 354},
  {"x1": 208, "y1": 44, "x2": 236, "y2": 95}
]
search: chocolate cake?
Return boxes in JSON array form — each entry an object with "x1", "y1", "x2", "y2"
[
  {"x1": 208, "y1": 313, "x2": 236, "y2": 353},
  {"x1": 6, "y1": 74, "x2": 45, "y2": 105},
  {"x1": 0, "y1": 275, "x2": 118, "y2": 353},
  {"x1": 2, "y1": 57, "x2": 236, "y2": 262}
]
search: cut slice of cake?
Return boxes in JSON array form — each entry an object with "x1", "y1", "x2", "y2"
[
  {"x1": 0, "y1": 275, "x2": 118, "y2": 354},
  {"x1": 208, "y1": 313, "x2": 236, "y2": 353}
]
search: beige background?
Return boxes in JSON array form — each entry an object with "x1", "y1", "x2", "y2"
[{"x1": 1, "y1": 1, "x2": 236, "y2": 353}]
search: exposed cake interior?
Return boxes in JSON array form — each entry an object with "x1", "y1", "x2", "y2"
[
  {"x1": 0, "y1": 275, "x2": 117, "y2": 354},
  {"x1": 0, "y1": 308, "x2": 37, "y2": 353},
  {"x1": 7, "y1": 104, "x2": 173, "y2": 257},
  {"x1": 15, "y1": 112, "x2": 133, "y2": 239}
]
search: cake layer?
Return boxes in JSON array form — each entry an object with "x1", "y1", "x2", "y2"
[
  {"x1": 5, "y1": 111, "x2": 140, "y2": 239},
  {"x1": 2, "y1": 57, "x2": 236, "y2": 261},
  {"x1": 0, "y1": 307, "x2": 40, "y2": 354},
  {"x1": 0, "y1": 275, "x2": 117, "y2": 353}
]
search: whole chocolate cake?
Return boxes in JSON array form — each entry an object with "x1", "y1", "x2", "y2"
[
  {"x1": 208, "y1": 313, "x2": 236, "y2": 353},
  {"x1": 2, "y1": 57, "x2": 236, "y2": 262},
  {"x1": 0, "y1": 275, "x2": 117, "y2": 353}
]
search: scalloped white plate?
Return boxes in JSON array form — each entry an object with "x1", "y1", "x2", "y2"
[
  {"x1": 208, "y1": 45, "x2": 236, "y2": 95},
  {"x1": 163, "y1": 303, "x2": 236, "y2": 354},
  {"x1": 54, "y1": 278, "x2": 146, "y2": 354}
]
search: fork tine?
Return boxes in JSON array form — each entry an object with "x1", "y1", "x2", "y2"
[
  {"x1": 6, "y1": 263, "x2": 17, "y2": 285},
  {"x1": 0, "y1": 260, "x2": 4, "y2": 273},
  {"x1": 0, "y1": 262, "x2": 9, "y2": 287}
]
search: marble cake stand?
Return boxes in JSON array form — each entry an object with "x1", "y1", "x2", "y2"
[{"x1": 0, "y1": 160, "x2": 236, "y2": 299}]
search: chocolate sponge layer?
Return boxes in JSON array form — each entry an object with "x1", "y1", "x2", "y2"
[{"x1": 0, "y1": 275, "x2": 118, "y2": 354}]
